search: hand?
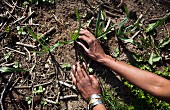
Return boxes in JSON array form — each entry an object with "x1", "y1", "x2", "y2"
[
  {"x1": 77, "y1": 30, "x2": 106, "y2": 62},
  {"x1": 71, "y1": 62, "x2": 100, "y2": 101}
]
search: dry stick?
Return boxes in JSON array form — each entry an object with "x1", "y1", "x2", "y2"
[
  {"x1": 0, "y1": 0, "x2": 17, "y2": 31},
  {"x1": 43, "y1": 98, "x2": 58, "y2": 104},
  {"x1": 29, "y1": 7, "x2": 33, "y2": 25},
  {"x1": 0, "y1": 73, "x2": 14, "y2": 110},
  {"x1": 105, "y1": 10, "x2": 120, "y2": 18},
  {"x1": 20, "y1": 24, "x2": 39, "y2": 26},
  {"x1": 59, "y1": 95, "x2": 78, "y2": 100},
  {"x1": 16, "y1": 42, "x2": 36, "y2": 48},
  {"x1": 39, "y1": 27, "x2": 56, "y2": 39},
  {"x1": 53, "y1": 14, "x2": 64, "y2": 26},
  {"x1": 56, "y1": 92, "x2": 60, "y2": 103},
  {"x1": 4, "y1": 47, "x2": 25, "y2": 55},
  {"x1": 104, "y1": 18, "x2": 111, "y2": 32},
  {"x1": 14, "y1": 80, "x2": 53, "y2": 89},
  {"x1": 58, "y1": 81, "x2": 76, "y2": 90},
  {"x1": 131, "y1": 31, "x2": 140, "y2": 39},
  {"x1": 30, "y1": 53, "x2": 36, "y2": 110},
  {"x1": 12, "y1": 16, "x2": 26, "y2": 24},
  {"x1": 2, "y1": 0, "x2": 13, "y2": 8},
  {"x1": 82, "y1": 0, "x2": 94, "y2": 9},
  {"x1": 24, "y1": 47, "x2": 31, "y2": 62},
  {"x1": 21, "y1": 11, "x2": 35, "y2": 24}
]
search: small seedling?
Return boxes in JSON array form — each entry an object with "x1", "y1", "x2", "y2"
[
  {"x1": 33, "y1": 86, "x2": 45, "y2": 95},
  {"x1": 95, "y1": 6, "x2": 115, "y2": 39},
  {"x1": 25, "y1": 96, "x2": 32, "y2": 105},
  {"x1": 17, "y1": 26, "x2": 26, "y2": 35},
  {"x1": 4, "y1": 52, "x2": 11, "y2": 61}
]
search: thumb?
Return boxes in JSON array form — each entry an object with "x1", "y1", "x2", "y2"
[{"x1": 89, "y1": 75, "x2": 99, "y2": 85}]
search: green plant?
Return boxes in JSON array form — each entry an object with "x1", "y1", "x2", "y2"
[
  {"x1": 17, "y1": 26, "x2": 26, "y2": 35},
  {"x1": 0, "y1": 67, "x2": 26, "y2": 73},
  {"x1": 33, "y1": 86, "x2": 45, "y2": 95},
  {"x1": 25, "y1": 96, "x2": 32, "y2": 105},
  {"x1": 95, "y1": 6, "x2": 115, "y2": 39},
  {"x1": 4, "y1": 52, "x2": 11, "y2": 61},
  {"x1": 102, "y1": 88, "x2": 130, "y2": 110}
]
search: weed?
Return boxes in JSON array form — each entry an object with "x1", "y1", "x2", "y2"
[
  {"x1": 95, "y1": 6, "x2": 115, "y2": 39},
  {"x1": 25, "y1": 96, "x2": 32, "y2": 105},
  {"x1": 0, "y1": 67, "x2": 26, "y2": 73}
]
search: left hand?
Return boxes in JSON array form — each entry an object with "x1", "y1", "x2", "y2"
[{"x1": 71, "y1": 62, "x2": 101, "y2": 101}]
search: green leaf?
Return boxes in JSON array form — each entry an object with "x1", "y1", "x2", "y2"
[
  {"x1": 152, "y1": 56, "x2": 161, "y2": 62},
  {"x1": 0, "y1": 67, "x2": 26, "y2": 73},
  {"x1": 145, "y1": 12, "x2": 170, "y2": 33},
  {"x1": 159, "y1": 36, "x2": 170, "y2": 48},
  {"x1": 72, "y1": 7, "x2": 81, "y2": 41},
  {"x1": 26, "y1": 27, "x2": 50, "y2": 51},
  {"x1": 95, "y1": 5, "x2": 102, "y2": 37},
  {"x1": 118, "y1": 37, "x2": 134, "y2": 44},
  {"x1": 98, "y1": 24, "x2": 116, "y2": 39},
  {"x1": 148, "y1": 52, "x2": 154, "y2": 65},
  {"x1": 50, "y1": 40, "x2": 73, "y2": 52}
]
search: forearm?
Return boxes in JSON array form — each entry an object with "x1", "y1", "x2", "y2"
[
  {"x1": 93, "y1": 104, "x2": 106, "y2": 110},
  {"x1": 98, "y1": 55, "x2": 170, "y2": 100}
]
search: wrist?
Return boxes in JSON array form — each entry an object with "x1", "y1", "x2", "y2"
[{"x1": 97, "y1": 54, "x2": 112, "y2": 63}]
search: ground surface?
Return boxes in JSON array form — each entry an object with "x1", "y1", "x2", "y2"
[{"x1": 0, "y1": 0, "x2": 170, "y2": 110}]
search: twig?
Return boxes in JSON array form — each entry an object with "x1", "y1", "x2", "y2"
[
  {"x1": 20, "y1": 24, "x2": 39, "y2": 26},
  {"x1": 60, "y1": 95, "x2": 78, "y2": 100},
  {"x1": 0, "y1": 73, "x2": 14, "y2": 110},
  {"x1": 53, "y1": 14, "x2": 64, "y2": 26},
  {"x1": 56, "y1": 92, "x2": 60, "y2": 103},
  {"x1": 4, "y1": 47, "x2": 25, "y2": 55},
  {"x1": 29, "y1": 7, "x2": 33, "y2": 25},
  {"x1": 39, "y1": 27, "x2": 56, "y2": 39},
  {"x1": 24, "y1": 47, "x2": 31, "y2": 62},
  {"x1": 14, "y1": 80, "x2": 53, "y2": 89},
  {"x1": 2, "y1": 0, "x2": 13, "y2": 8},
  {"x1": 131, "y1": 30, "x2": 140, "y2": 39},
  {"x1": 58, "y1": 81, "x2": 76, "y2": 90},
  {"x1": 43, "y1": 98, "x2": 58, "y2": 104},
  {"x1": 12, "y1": 16, "x2": 26, "y2": 24},
  {"x1": 21, "y1": 11, "x2": 35, "y2": 24},
  {"x1": 16, "y1": 42, "x2": 36, "y2": 48},
  {"x1": 105, "y1": 10, "x2": 120, "y2": 18},
  {"x1": 104, "y1": 18, "x2": 111, "y2": 31},
  {"x1": 82, "y1": 0, "x2": 94, "y2": 9}
]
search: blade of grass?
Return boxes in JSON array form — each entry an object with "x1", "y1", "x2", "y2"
[
  {"x1": 27, "y1": 27, "x2": 50, "y2": 51},
  {"x1": 0, "y1": 67, "x2": 26, "y2": 73},
  {"x1": 50, "y1": 40, "x2": 73, "y2": 52},
  {"x1": 72, "y1": 7, "x2": 81, "y2": 41},
  {"x1": 95, "y1": 5, "x2": 102, "y2": 37},
  {"x1": 145, "y1": 12, "x2": 170, "y2": 33}
]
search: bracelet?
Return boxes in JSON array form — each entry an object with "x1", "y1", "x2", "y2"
[
  {"x1": 87, "y1": 94, "x2": 102, "y2": 110},
  {"x1": 88, "y1": 100, "x2": 102, "y2": 110},
  {"x1": 90, "y1": 94, "x2": 101, "y2": 100}
]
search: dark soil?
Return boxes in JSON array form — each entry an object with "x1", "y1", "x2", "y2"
[{"x1": 0, "y1": 0, "x2": 170, "y2": 110}]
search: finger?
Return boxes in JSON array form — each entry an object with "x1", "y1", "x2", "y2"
[
  {"x1": 89, "y1": 75, "x2": 99, "y2": 85},
  {"x1": 80, "y1": 30, "x2": 95, "y2": 39},
  {"x1": 82, "y1": 62, "x2": 89, "y2": 78},
  {"x1": 73, "y1": 65, "x2": 80, "y2": 81},
  {"x1": 76, "y1": 41, "x2": 89, "y2": 53},
  {"x1": 79, "y1": 35, "x2": 91, "y2": 44},
  {"x1": 70, "y1": 72, "x2": 76, "y2": 85},
  {"x1": 77, "y1": 62, "x2": 84, "y2": 78}
]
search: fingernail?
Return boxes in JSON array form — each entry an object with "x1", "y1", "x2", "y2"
[
  {"x1": 72, "y1": 65, "x2": 75, "y2": 69},
  {"x1": 80, "y1": 28, "x2": 83, "y2": 31},
  {"x1": 75, "y1": 30, "x2": 78, "y2": 33}
]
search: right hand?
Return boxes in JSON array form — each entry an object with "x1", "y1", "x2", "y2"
[{"x1": 77, "y1": 30, "x2": 106, "y2": 62}]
